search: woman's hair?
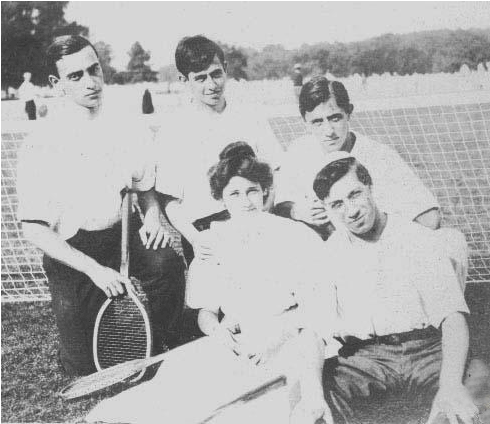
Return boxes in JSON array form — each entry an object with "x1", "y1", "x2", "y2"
[{"x1": 209, "y1": 142, "x2": 273, "y2": 200}]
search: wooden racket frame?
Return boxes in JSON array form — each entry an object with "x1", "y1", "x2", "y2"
[{"x1": 92, "y1": 190, "x2": 152, "y2": 382}]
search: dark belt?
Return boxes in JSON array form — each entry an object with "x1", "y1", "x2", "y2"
[{"x1": 342, "y1": 326, "x2": 440, "y2": 347}]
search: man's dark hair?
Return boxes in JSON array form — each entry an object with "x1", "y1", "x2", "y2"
[
  {"x1": 313, "y1": 157, "x2": 372, "y2": 200},
  {"x1": 209, "y1": 142, "x2": 273, "y2": 201},
  {"x1": 46, "y1": 35, "x2": 98, "y2": 78},
  {"x1": 299, "y1": 76, "x2": 353, "y2": 119},
  {"x1": 175, "y1": 35, "x2": 225, "y2": 78}
]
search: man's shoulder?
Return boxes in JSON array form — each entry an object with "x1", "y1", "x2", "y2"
[
  {"x1": 285, "y1": 134, "x2": 317, "y2": 156},
  {"x1": 387, "y1": 216, "x2": 437, "y2": 249},
  {"x1": 353, "y1": 132, "x2": 399, "y2": 159}
]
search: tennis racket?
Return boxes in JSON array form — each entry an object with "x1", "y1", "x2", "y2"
[{"x1": 92, "y1": 190, "x2": 152, "y2": 382}]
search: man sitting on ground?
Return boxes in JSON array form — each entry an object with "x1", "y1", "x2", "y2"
[{"x1": 304, "y1": 156, "x2": 478, "y2": 424}]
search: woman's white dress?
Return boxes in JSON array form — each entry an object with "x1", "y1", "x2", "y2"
[{"x1": 87, "y1": 213, "x2": 332, "y2": 424}]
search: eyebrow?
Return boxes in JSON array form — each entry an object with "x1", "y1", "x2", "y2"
[
  {"x1": 66, "y1": 70, "x2": 83, "y2": 79},
  {"x1": 87, "y1": 62, "x2": 100, "y2": 73},
  {"x1": 327, "y1": 113, "x2": 343, "y2": 121}
]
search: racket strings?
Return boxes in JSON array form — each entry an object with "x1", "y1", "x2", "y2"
[{"x1": 96, "y1": 295, "x2": 149, "y2": 369}]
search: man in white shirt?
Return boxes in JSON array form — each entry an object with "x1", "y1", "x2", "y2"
[
  {"x1": 306, "y1": 157, "x2": 477, "y2": 424},
  {"x1": 17, "y1": 35, "x2": 185, "y2": 376},
  {"x1": 274, "y1": 76, "x2": 468, "y2": 292},
  {"x1": 18, "y1": 71, "x2": 37, "y2": 120},
  {"x1": 155, "y1": 35, "x2": 283, "y2": 265}
]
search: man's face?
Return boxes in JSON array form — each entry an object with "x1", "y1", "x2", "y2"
[
  {"x1": 221, "y1": 176, "x2": 265, "y2": 219},
  {"x1": 52, "y1": 45, "x2": 104, "y2": 110},
  {"x1": 185, "y1": 55, "x2": 226, "y2": 109},
  {"x1": 304, "y1": 97, "x2": 350, "y2": 153},
  {"x1": 324, "y1": 170, "x2": 377, "y2": 236}
]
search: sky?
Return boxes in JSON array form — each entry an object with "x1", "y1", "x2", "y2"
[{"x1": 65, "y1": 1, "x2": 490, "y2": 71}]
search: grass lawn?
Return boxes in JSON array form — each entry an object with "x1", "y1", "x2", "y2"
[
  {"x1": 1, "y1": 301, "x2": 146, "y2": 422},
  {"x1": 2, "y1": 284, "x2": 489, "y2": 423}
]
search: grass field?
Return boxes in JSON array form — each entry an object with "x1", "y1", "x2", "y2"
[{"x1": 2, "y1": 286, "x2": 489, "y2": 423}]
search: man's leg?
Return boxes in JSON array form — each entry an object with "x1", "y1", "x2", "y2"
[
  {"x1": 44, "y1": 255, "x2": 105, "y2": 376},
  {"x1": 129, "y1": 219, "x2": 186, "y2": 351},
  {"x1": 25, "y1": 100, "x2": 36, "y2": 120},
  {"x1": 323, "y1": 344, "x2": 402, "y2": 424}
]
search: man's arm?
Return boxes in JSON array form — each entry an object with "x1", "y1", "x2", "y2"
[
  {"x1": 137, "y1": 189, "x2": 171, "y2": 249},
  {"x1": 22, "y1": 222, "x2": 130, "y2": 297},
  {"x1": 273, "y1": 200, "x2": 330, "y2": 227},
  {"x1": 427, "y1": 312, "x2": 478, "y2": 424},
  {"x1": 290, "y1": 328, "x2": 334, "y2": 424},
  {"x1": 165, "y1": 199, "x2": 215, "y2": 260}
]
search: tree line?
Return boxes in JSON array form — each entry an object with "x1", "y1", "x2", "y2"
[
  {"x1": 222, "y1": 29, "x2": 490, "y2": 81},
  {"x1": 2, "y1": 2, "x2": 489, "y2": 89},
  {"x1": 1, "y1": 2, "x2": 156, "y2": 89}
]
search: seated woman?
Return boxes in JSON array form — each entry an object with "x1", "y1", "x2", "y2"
[{"x1": 87, "y1": 142, "x2": 335, "y2": 424}]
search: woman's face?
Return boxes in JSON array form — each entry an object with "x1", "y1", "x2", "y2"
[{"x1": 221, "y1": 176, "x2": 266, "y2": 218}]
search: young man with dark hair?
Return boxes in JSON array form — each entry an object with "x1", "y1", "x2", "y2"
[
  {"x1": 155, "y1": 35, "x2": 283, "y2": 265},
  {"x1": 17, "y1": 35, "x2": 186, "y2": 376},
  {"x1": 274, "y1": 76, "x2": 468, "y2": 291},
  {"x1": 306, "y1": 157, "x2": 478, "y2": 424}
]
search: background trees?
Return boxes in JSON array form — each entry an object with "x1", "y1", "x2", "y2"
[{"x1": 1, "y1": 1, "x2": 87, "y2": 88}]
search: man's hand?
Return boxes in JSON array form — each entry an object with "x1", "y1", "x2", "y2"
[
  {"x1": 291, "y1": 198, "x2": 330, "y2": 227},
  {"x1": 87, "y1": 265, "x2": 133, "y2": 298},
  {"x1": 427, "y1": 383, "x2": 479, "y2": 424},
  {"x1": 211, "y1": 324, "x2": 240, "y2": 353},
  {"x1": 191, "y1": 230, "x2": 217, "y2": 261},
  {"x1": 139, "y1": 208, "x2": 170, "y2": 250}
]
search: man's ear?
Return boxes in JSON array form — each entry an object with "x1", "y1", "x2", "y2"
[
  {"x1": 48, "y1": 75, "x2": 59, "y2": 87},
  {"x1": 223, "y1": 61, "x2": 228, "y2": 74},
  {"x1": 346, "y1": 103, "x2": 354, "y2": 117}
]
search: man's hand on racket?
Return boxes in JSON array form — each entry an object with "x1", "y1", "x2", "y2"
[
  {"x1": 291, "y1": 198, "x2": 330, "y2": 227},
  {"x1": 88, "y1": 265, "x2": 133, "y2": 298},
  {"x1": 139, "y1": 208, "x2": 171, "y2": 250}
]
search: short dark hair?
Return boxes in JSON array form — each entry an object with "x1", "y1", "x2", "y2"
[
  {"x1": 175, "y1": 35, "x2": 225, "y2": 78},
  {"x1": 313, "y1": 157, "x2": 372, "y2": 200},
  {"x1": 46, "y1": 35, "x2": 98, "y2": 78},
  {"x1": 209, "y1": 142, "x2": 273, "y2": 200},
  {"x1": 299, "y1": 76, "x2": 353, "y2": 119}
]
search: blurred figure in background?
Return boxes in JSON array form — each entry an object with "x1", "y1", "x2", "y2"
[
  {"x1": 18, "y1": 71, "x2": 37, "y2": 120},
  {"x1": 291, "y1": 63, "x2": 303, "y2": 99},
  {"x1": 142, "y1": 88, "x2": 154, "y2": 114}
]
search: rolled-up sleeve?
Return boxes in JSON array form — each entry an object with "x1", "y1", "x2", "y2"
[
  {"x1": 130, "y1": 127, "x2": 156, "y2": 192},
  {"x1": 16, "y1": 137, "x2": 60, "y2": 226},
  {"x1": 153, "y1": 127, "x2": 185, "y2": 200},
  {"x1": 411, "y1": 233, "x2": 469, "y2": 328},
  {"x1": 378, "y1": 145, "x2": 439, "y2": 221}
]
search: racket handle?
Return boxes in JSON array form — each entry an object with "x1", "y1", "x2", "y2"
[{"x1": 120, "y1": 190, "x2": 132, "y2": 277}]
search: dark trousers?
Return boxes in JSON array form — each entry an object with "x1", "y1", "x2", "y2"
[
  {"x1": 25, "y1": 100, "x2": 36, "y2": 120},
  {"x1": 323, "y1": 332, "x2": 443, "y2": 424},
  {"x1": 43, "y1": 215, "x2": 186, "y2": 376}
]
